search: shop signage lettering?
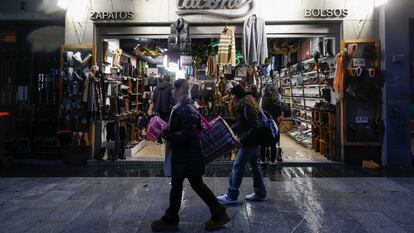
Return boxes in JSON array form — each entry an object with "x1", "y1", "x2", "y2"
[
  {"x1": 176, "y1": 0, "x2": 255, "y2": 19},
  {"x1": 90, "y1": 11, "x2": 134, "y2": 21},
  {"x1": 304, "y1": 9, "x2": 348, "y2": 18}
]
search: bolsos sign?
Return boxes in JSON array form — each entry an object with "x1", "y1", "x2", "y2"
[{"x1": 304, "y1": 9, "x2": 348, "y2": 18}]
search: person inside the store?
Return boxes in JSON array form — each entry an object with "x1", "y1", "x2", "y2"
[
  {"x1": 151, "y1": 79, "x2": 230, "y2": 232},
  {"x1": 260, "y1": 84, "x2": 283, "y2": 164},
  {"x1": 217, "y1": 85, "x2": 267, "y2": 204},
  {"x1": 151, "y1": 74, "x2": 173, "y2": 144}
]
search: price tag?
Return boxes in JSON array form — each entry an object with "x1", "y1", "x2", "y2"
[
  {"x1": 355, "y1": 116, "x2": 369, "y2": 124},
  {"x1": 353, "y1": 58, "x2": 366, "y2": 67}
]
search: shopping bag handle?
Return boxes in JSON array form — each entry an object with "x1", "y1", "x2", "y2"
[{"x1": 189, "y1": 105, "x2": 212, "y2": 130}]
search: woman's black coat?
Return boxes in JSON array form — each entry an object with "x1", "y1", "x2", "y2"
[{"x1": 164, "y1": 97, "x2": 205, "y2": 177}]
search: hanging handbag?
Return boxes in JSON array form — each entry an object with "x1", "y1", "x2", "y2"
[{"x1": 180, "y1": 55, "x2": 193, "y2": 66}]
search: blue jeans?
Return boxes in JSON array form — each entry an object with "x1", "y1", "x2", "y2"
[{"x1": 227, "y1": 146, "x2": 266, "y2": 199}]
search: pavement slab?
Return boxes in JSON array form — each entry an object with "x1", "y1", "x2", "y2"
[{"x1": 0, "y1": 176, "x2": 412, "y2": 233}]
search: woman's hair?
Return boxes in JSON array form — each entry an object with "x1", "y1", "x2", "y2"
[
  {"x1": 173, "y1": 79, "x2": 190, "y2": 101},
  {"x1": 230, "y1": 95, "x2": 260, "y2": 119}
]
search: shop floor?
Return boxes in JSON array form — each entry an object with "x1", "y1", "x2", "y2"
[
  {"x1": 280, "y1": 134, "x2": 328, "y2": 162},
  {"x1": 132, "y1": 135, "x2": 328, "y2": 163}
]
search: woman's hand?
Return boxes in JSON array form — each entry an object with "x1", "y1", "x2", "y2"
[{"x1": 162, "y1": 129, "x2": 171, "y2": 141}]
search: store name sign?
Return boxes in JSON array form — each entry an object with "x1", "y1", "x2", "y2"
[
  {"x1": 304, "y1": 9, "x2": 348, "y2": 18},
  {"x1": 90, "y1": 11, "x2": 134, "y2": 21},
  {"x1": 176, "y1": 0, "x2": 255, "y2": 19}
]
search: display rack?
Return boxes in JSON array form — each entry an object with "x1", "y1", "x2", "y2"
[
  {"x1": 279, "y1": 55, "x2": 335, "y2": 130},
  {"x1": 339, "y1": 39, "x2": 383, "y2": 163},
  {"x1": 312, "y1": 109, "x2": 336, "y2": 160},
  {"x1": 98, "y1": 47, "x2": 147, "y2": 160}
]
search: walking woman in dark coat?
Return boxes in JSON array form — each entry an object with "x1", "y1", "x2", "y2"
[{"x1": 151, "y1": 79, "x2": 230, "y2": 232}]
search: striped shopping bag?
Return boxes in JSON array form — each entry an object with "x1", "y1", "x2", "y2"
[{"x1": 199, "y1": 116, "x2": 239, "y2": 163}]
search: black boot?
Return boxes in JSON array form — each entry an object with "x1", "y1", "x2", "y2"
[{"x1": 151, "y1": 219, "x2": 178, "y2": 232}]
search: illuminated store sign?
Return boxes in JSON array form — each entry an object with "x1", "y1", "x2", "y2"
[
  {"x1": 304, "y1": 9, "x2": 348, "y2": 18},
  {"x1": 176, "y1": 0, "x2": 255, "y2": 19},
  {"x1": 90, "y1": 11, "x2": 135, "y2": 21}
]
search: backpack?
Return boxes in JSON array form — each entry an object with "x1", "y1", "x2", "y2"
[{"x1": 258, "y1": 111, "x2": 279, "y2": 146}]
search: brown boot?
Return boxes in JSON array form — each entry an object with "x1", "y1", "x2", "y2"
[
  {"x1": 204, "y1": 211, "x2": 231, "y2": 231},
  {"x1": 151, "y1": 219, "x2": 178, "y2": 232}
]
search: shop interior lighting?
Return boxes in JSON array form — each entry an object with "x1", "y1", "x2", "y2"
[
  {"x1": 375, "y1": 0, "x2": 388, "y2": 7},
  {"x1": 57, "y1": 0, "x2": 71, "y2": 9}
]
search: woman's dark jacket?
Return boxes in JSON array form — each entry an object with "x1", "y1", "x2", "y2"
[
  {"x1": 262, "y1": 94, "x2": 282, "y2": 119},
  {"x1": 234, "y1": 99, "x2": 261, "y2": 148},
  {"x1": 152, "y1": 81, "x2": 173, "y2": 114},
  {"x1": 164, "y1": 97, "x2": 204, "y2": 177}
]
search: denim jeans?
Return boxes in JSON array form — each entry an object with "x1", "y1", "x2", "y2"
[{"x1": 227, "y1": 146, "x2": 266, "y2": 199}]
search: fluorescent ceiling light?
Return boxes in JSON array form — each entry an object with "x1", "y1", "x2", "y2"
[
  {"x1": 57, "y1": 0, "x2": 70, "y2": 9},
  {"x1": 375, "y1": 0, "x2": 388, "y2": 7}
]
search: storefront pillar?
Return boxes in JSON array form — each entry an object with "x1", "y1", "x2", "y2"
[{"x1": 380, "y1": 0, "x2": 413, "y2": 168}]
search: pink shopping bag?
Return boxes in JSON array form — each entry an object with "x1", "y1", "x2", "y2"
[{"x1": 146, "y1": 116, "x2": 168, "y2": 142}]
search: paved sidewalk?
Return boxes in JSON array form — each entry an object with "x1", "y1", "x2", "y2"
[{"x1": 0, "y1": 177, "x2": 414, "y2": 233}]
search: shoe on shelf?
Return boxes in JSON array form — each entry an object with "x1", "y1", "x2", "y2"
[
  {"x1": 151, "y1": 219, "x2": 179, "y2": 232},
  {"x1": 204, "y1": 211, "x2": 231, "y2": 231},
  {"x1": 245, "y1": 193, "x2": 266, "y2": 202},
  {"x1": 217, "y1": 194, "x2": 239, "y2": 204}
]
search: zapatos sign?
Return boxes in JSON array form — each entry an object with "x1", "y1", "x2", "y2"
[
  {"x1": 176, "y1": 0, "x2": 255, "y2": 19},
  {"x1": 90, "y1": 11, "x2": 134, "y2": 21},
  {"x1": 304, "y1": 9, "x2": 348, "y2": 18}
]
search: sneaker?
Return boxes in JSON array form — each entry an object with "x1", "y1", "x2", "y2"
[
  {"x1": 217, "y1": 194, "x2": 239, "y2": 204},
  {"x1": 204, "y1": 211, "x2": 231, "y2": 231},
  {"x1": 151, "y1": 219, "x2": 178, "y2": 232},
  {"x1": 245, "y1": 193, "x2": 266, "y2": 202}
]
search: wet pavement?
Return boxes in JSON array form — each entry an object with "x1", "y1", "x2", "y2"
[
  {"x1": 1, "y1": 176, "x2": 414, "y2": 233},
  {"x1": 1, "y1": 163, "x2": 414, "y2": 178}
]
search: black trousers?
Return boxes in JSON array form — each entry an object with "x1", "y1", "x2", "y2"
[{"x1": 162, "y1": 176, "x2": 225, "y2": 224}]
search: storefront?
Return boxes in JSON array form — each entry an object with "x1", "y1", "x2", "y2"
[{"x1": 55, "y1": 0, "x2": 412, "y2": 167}]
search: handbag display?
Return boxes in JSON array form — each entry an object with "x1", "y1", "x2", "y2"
[
  {"x1": 180, "y1": 55, "x2": 193, "y2": 66},
  {"x1": 236, "y1": 67, "x2": 247, "y2": 77}
]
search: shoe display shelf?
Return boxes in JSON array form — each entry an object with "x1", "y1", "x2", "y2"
[
  {"x1": 278, "y1": 55, "x2": 335, "y2": 149},
  {"x1": 312, "y1": 106, "x2": 336, "y2": 160},
  {"x1": 99, "y1": 48, "x2": 146, "y2": 160}
]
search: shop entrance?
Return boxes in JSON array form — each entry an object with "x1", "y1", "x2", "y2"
[{"x1": 94, "y1": 22, "x2": 342, "y2": 163}]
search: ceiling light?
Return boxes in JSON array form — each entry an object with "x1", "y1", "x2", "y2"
[
  {"x1": 57, "y1": 0, "x2": 70, "y2": 9},
  {"x1": 375, "y1": 0, "x2": 388, "y2": 7}
]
